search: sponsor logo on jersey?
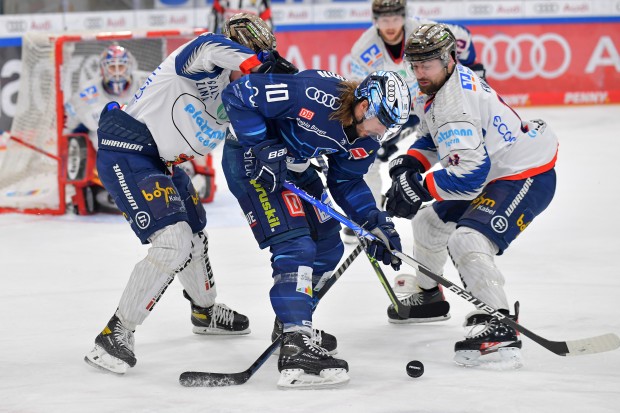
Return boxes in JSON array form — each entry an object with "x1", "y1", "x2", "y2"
[
  {"x1": 250, "y1": 180, "x2": 281, "y2": 230},
  {"x1": 316, "y1": 71, "x2": 346, "y2": 81},
  {"x1": 195, "y1": 79, "x2": 221, "y2": 102},
  {"x1": 360, "y1": 44, "x2": 383, "y2": 66},
  {"x1": 282, "y1": 191, "x2": 305, "y2": 217},
  {"x1": 298, "y1": 108, "x2": 315, "y2": 120},
  {"x1": 182, "y1": 101, "x2": 226, "y2": 150},
  {"x1": 491, "y1": 215, "x2": 508, "y2": 233},
  {"x1": 113, "y1": 164, "x2": 139, "y2": 211},
  {"x1": 101, "y1": 139, "x2": 144, "y2": 152},
  {"x1": 492, "y1": 115, "x2": 517, "y2": 143},
  {"x1": 246, "y1": 211, "x2": 257, "y2": 228},
  {"x1": 296, "y1": 118, "x2": 328, "y2": 137},
  {"x1": 437, "y1": 128, "x2": 472, "y2": 148},
  {"x1": 310, "y1": 147, "x2": 337, "y2": 158},
  {"x1": 142, "y1": 181, "x2": 181, "y2": 208},
  {"x1": 350, "y1": 147, "x2": 370, "y2": 159},
  {"x1": 516, "y1": 213, "x2": 530, "y2": 232},
  {"x1": 459, "y1": 71, "x2": 477, "y2": 91},
  {"x1": 79, "y1": 85, "x2": 99, "y2": 102}
]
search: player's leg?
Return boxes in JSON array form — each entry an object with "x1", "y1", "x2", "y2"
[
  {"x1": 85, "y1": 149, "x2": 192, "y2": 374},
  {"x1": 450, "y1": 169, "x2": 557, "y2": 367},
  {"x1": 387, "y1": 202, "x2": 463, "y2": 323},
  {"x1": 171, "y1": 166, "x2": 249, "y2": 335},
  {"x1": 222, "y1": 141, "x2": 349, "y2": 388}
]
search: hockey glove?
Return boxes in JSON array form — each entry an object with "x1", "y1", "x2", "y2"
[
  {"x1": 385, "y1": 171, "x2": 433, "y2": 219},
  {"x1": 364, "y1": 210, "x2": 402, "y2": 271},
  {"x1": 256, "y1": 50, "x2": 299, "y2": 74},
  {"x1": 250, "y1": 139, "x2": 288, "y2": 193},
  {"x1": 388, "y1": 154, "x2": 426, "y2": 179}
]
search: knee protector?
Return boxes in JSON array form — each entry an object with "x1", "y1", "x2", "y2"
[{"x1": 147, "y1": 221, "x2": 194, "y2": 273}]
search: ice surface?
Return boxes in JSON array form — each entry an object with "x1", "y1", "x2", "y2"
[{"x1": 1, "y1": 106, "x2": 619, "y2": 412}]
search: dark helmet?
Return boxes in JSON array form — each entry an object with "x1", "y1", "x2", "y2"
[
  {"x1": 372, "y1": 0, "x2": 407, "y2": 19},
  {"x1": 354, "y1": 70, "x2": 411, "y2": 137},
  {"x1": 404, "y1": 23, "x2": 457, "y2": 66},
  {"x1": 223, "y1": 13, "x2": 276, "y2": 52}
]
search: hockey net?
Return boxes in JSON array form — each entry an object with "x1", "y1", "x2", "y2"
[{"x1": 0, "y1": 29, "x2": 208, "y2": 215}]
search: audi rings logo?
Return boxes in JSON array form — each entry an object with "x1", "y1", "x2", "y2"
[
  {"x1": 305, "y1": 87, "x2": 341, "y2": 110},
  {"x1": 386, "y1": 79, "x2": 396, "y2": 103},
  {"x1": 533, "y1": 3, "x2": 559, "y2": 13},
  {"x1": 5, "y1": 20, "x2": 27, "y2": 33},
  {"x1": 469, "y1": 4, "x2": 493, "y2": 15},
  {"x1": 474, "y1": 33, "x2": 571, "y2": 80}
]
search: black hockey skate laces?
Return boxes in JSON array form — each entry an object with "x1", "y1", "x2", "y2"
[
  {"x1": 302, "y1": 334, "x2": 330, "y2": 356},
  {"x1": 113, "y1": 324, "x2": 134, "y2": 350}
]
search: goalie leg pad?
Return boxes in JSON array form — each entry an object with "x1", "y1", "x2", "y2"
[{"x1": 117, "y1": 221, "x2": 193, "y2": 329}]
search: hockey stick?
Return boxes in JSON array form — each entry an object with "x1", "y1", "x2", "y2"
[
  {"x1": 284, "y1": 181, "x2": 620, "y2": 357},
  {"x1": 179, "y1": 245, "x2": 364, "y2": 387},
  {"x1": 309, "y1": 159, "x2": 410, "y2": 318}
]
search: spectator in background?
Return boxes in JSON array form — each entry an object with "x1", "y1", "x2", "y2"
[{"x1": 208, "y1": 0, "x2": 273, "y2": 33}]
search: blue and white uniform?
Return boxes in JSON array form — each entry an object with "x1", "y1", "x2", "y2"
[{"x1": 222, "y1": 70, "x2": 381, "y2": 333}]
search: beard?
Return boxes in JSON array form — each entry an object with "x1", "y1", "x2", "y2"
[{"x1": 418, "y1": 80, "x2": 443, "y2": 95}]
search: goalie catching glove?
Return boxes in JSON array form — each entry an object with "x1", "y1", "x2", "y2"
[
  {"x1": 250, "y1": 139, "x2": 288, "y2": 193},
  {"x1": 364, "y1": 210, "x2": 402, "y2": 271},
  {"x1": 385, "y1": 154, "x2": 433, "y2": 219}
]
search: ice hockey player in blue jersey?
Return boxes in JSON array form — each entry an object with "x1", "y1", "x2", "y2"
[
  {"x1": 222, "y1": 69, "x2": 411, "y2": 389},
  {"x1": 83, "y1": 27, "x2": 289, "y2": 376},
  {"x1": 385, "y1": 24, "x2": 559, "y2": 368}
]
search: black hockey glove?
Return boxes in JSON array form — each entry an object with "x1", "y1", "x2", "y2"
[
  {"x1": 250, "y1": 139, "x2": 288, "y2": 193},
  {"x1": 256, "y1": 50, "x2": 299, "y2": 74},
  {"x1": 385, "y1": 171, "x2": 433, "y2": 219},
  {"x1": 388, "y1": 154, "x2": 426, "y2": 179},
  {"x1": 364, "y1": 210, "x2": 402, "y2": 271}
]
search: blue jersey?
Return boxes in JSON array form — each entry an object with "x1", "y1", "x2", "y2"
[{"x1": 223, "y1": 70, "x2": 381, "y2": 224}]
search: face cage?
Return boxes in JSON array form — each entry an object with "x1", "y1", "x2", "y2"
[{"x1": 101, "y1": 57, "x2": 131, "y2": 95}]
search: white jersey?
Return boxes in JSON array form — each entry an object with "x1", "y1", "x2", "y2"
[
  {"x1": 64, "y1": 73, "x2": 148, "y2": 150},
  {"x1": 409, "y1": 64, "x2": 558, "y2": 201},
  {"x1": 124, "y1": 33, "x2": 260, "y2": 166},
  {"x1": 350, "y1": 17, "x2": 475, "y2": 96}
]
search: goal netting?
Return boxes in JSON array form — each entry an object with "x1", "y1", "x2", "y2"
[{"x1": 0, "y1": 29, "x2": 204, "y2": 215}]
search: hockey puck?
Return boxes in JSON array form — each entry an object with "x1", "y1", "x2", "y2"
[{"x1": 406, "y1": 360, "x2": 424, "y2": 378}]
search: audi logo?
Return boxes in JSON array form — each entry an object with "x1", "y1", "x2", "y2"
[
  {"x1": 84, "y1": 17, "x2": 103, "y2": 29},
  {"x1": 305, "y1": 87, "x2": 341, "y2": 110},
  {"x1": 5, "y1": 20, "x2": 27, "y2": 32},
  {"x1": 469, "y1": 4, "x2": 493, "y2": 15},
  {"x1": 149, "y1": 15, "x2": 166, "y2": 25},
  {"x1": 474, "y1": 33, "x2": 571, "y2": 80},
  {"x1": 386, "y1": 80, "x2": 396, "y2": 101},
  {"x1": 533, "y1": 3, "x2": 559, "y2": 13},
  {"x1": 324, "y1": 9, "x2": 346, "y2": 19}
]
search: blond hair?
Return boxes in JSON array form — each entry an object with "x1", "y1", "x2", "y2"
[{"x1": 329, "y1": 80, "x2": 361, "y2": 127}]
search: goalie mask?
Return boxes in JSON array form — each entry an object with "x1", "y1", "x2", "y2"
[
  {"x1": 354, "y1": 70, "x2": 411, "y2": 142},
  {"x1": 223, "y1": 13, "x2": 276, "y2": 52},
  {"x1": 100, "y1": 43, "x2": 135, "y2": 96}
]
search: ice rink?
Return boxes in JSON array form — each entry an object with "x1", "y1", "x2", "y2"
[{"x1": 1, "y1": 105, "x2": 619, "y2": 413}]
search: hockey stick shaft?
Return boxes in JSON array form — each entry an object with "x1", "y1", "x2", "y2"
[
  {"x1": 284, "y1": 181, "x2": 620, "y2": 357},
  {"x1": 179, "y1": 243, "x2": 363, "y2": 387}
]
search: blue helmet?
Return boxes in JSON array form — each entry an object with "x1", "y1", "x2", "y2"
[
  {"x1": 354, "y1": 70, "x2": 411, "y2": 137},
  {"x1": 99, "y1": 43, "x2": 134, "y2": 96}
]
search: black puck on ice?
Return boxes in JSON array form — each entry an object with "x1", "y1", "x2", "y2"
[{"x1": 406, "y1": 360, "x2": 424, "y2": 378}]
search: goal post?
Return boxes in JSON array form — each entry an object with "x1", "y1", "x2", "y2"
[{"x1": 0, "y1": 28, "x2": 211, "y2": 215}]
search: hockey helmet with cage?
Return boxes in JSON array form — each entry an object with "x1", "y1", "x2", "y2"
[
  {"x1": 100, "y1": 43, "x2": 134, "y2": 96},
  {"x1": 354, "y1": 70, "x2": 411, "y2": 141},
  {"x1": 223, "y1": 13, "x2": 276, "y2": 53},
  {"x1": 372, "y1": 0, "x2": 407, "y2": 19},
  {"x1": 404, "y1": 23, "x2": 457, "y2": 66}
]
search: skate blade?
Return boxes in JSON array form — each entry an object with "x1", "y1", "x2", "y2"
[
  {"x1": 271, "y1": 347, "x2": 337, "y2": 357},
  {"x1": 388, "y1": 313, "x2": 451, "y2": 324},
  {"x1": 84, "y1": 345, "x2": 130, "y2": 375},
  {"x1": 192, "y1": 326, "x2": 251, "y2": 336},
  {"x1": 277, "y1": 368, "x2": 350, "y2": 390},
  {"x1": 454, "y1": 347, "x2": 523, "y2": 370}
]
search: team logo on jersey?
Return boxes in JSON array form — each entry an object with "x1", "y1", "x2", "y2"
[
  {"x1": 245, "y1": 211, "x2": 257, "y2": 228},
  {"x1": 282, "y1": 191, "x2": 305, "y2": 217},
  {"x1": 299, "y1": 108, "x2": 315, "y2": 120},
  {"x1": 360, "y1": 44, "x2": 383, "y2": 66},
  {"x1": 448, "y1": 153, "x2": 460, "y2": 166},
  {"x1": 79, "y1": 85, "x2": 99, "y2": 102},
  {"x1": 350, "y1": 147, "x2": 370, "y2": 159}
]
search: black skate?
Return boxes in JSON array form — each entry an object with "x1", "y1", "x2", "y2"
[
  {"x1": 277, "y1": 331, "x2": 349, "y2": 389},
  {"x1": 84, "y1": 314, "x2": 136, "y2": 375},
  {"x1": 387, "y1": 280, "x2": 451, "y2": 323},
  {"x1": 271, "y1": 317, "x2": 337, "y2": 355},
  {"x1": 454, "y1": 302, "x2": 523, "y2": 369},
  {"x1": 184, "y1": 290, "x2": 250, "y2": 335}
]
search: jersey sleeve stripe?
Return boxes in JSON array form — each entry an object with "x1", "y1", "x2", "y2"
[
  {"x1": 407, "y1": 148, "x2": 432, "y2": 172},
  {"x1": 494, "y1": 147, "x2": 558, "y2": 182},
  {"x1": 240, "y1": 55, "x2": 261, "y2": 74},
  {"x1": 425, "y1": 173, "x2": 443, "y2": 202}
]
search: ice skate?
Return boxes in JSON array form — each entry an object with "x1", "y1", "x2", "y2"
[
  {"x1": 387, "y1": 274, "x2": 451, "y2": 323},
  {"x1": 185, "y1": 291, "x2": 250, "y2": 335},
  {"x1": 84, "y1": 314, "x2": 136, "y2": 375},
  {"x1": 454, "y1": 302, "x2": 523, "y2": 369},
  {"x1": 271, "y1": 317, "x2": 338, "y2": 355},
  {"x1": 277, "y1": 331, "x2": 349, "y2": 390}
]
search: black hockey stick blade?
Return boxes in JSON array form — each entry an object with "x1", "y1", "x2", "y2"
[{"x1": 179, "y1": 336, "x2": 282, "y2": 387}]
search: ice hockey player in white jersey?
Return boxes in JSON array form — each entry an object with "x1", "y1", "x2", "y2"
[
  {"x1": 83, "y1": 30, "x2": 281, "y2": 375},
  {"x1": 346, "y1": 0, "x2": 482, "y2": 248},
  {"x1": 385, "y1": 23, "x2": 559, "y2": 368},
  {"x1": 209, "y1": 0, "x2": 272, "y2": 33}
]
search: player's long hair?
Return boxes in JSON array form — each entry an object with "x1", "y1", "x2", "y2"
[{"x1": 329, "y1": 80, "x2": 361, "y2": 127}]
